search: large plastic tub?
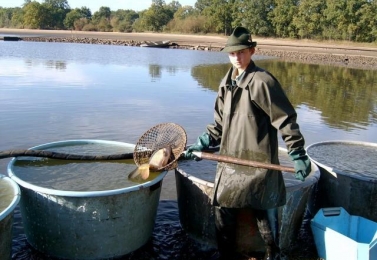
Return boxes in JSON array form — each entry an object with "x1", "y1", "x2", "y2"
[
  {"x1": 311, "y1": 207, "x2": 377, "y2": 260},
  {"x1": 175, "y1": 147, "x2": 320, "y2": 253},
  {"x1": 8, "y1": 140, "x2": 167, "y2": 260},
  {"x1": 0, "y1": 174, "x2": 21, "y2": 260},
  {"x1": 307, "y1": 141, "x2": 377, "y2": 222}
]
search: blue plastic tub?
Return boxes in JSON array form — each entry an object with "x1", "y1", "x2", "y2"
[{"x1": 311, "y1": 207, "x2": 377, "y2": 260}]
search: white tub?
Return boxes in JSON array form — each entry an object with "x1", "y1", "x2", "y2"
[
  {"x1": 0, "y1": 174, "x2": 21, "y2": 260},
  {"x1": 8, "y1": 140, "x2": 167, "y2": 260}
]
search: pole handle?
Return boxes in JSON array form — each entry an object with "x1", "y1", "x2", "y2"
[{"x1": 193, "y1": 151, "x2": 295, "y2": 173}]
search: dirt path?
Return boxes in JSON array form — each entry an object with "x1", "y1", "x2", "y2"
[{"x1": 1, "y1": 28, "x2": 377, "y2": 69}]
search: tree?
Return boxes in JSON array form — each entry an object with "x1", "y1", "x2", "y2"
[
  {"x1": 23, "y1": 1, "x2": 49, "y2": 29},
  {"x1": 64, "y1": 6, "x2": 92, "y2": 30},
  {"x1": 93, "y1": 6, "x2": 111, "y2": 22},
  {"x1": 92, "y1": 6, "x2": 112, "y2": 31},
  {"x1": 11, "y1": 7, "x2": 25, "y2": 28},
  {"x1": 0, "y1": 8, "x2": 13, "y2": 27},
  {"x1": 44, "y1": 0, "x2": 69, "y2": 9},
  {"x1": 292, "y1": 0, "x2": 326, "y2": 39},
  {"x1": 64, "y1": 8, "x2": 82, "y2": 29},
  {"x1": 42, "y1": 0, "x2": 70, "y2": 29},
  {"x1": 344, "y1": 0, "x2": 369, "y2": 41},
  {"x1": 74, "y1": 18, "x2": 91, "y2": 31},
  {"x1": 322, "y1": 0, "x2": 348, "y2": 40},
  {"x1": 165, "y1": 5, "x2": 204, "y2": 33},
  {"x1": 195, "y1": 0, "x2": 213, "y2": 13},
  {"x1": 355, "y1": 1, "x2": 377, "y2": 42},
  {"x1": 173, "y1": 5, "x2": 196, "y2": 20},
  {"x1": 140, "y1": 0, "x2": 172, "y2": 31},
  {"x1": 166, "y1": 1, "x2": 181, "y2": 14},
  {"x1": 111, "y1": 9, "x2": 139, "y2": 32},
  {"x1": 233, "y1": 0, "x2": 275, "y2": 37},
  {"x1": 23, "y1": 0, "x2": 32, "y2": 6},
  {"x1": 78, "y1": 6, "x2": 92, "y2": 20},
  {"x1": 200, "y1": 0, "x2": 234, "y2": 34},
  {"x1": 270, "y1": 0, "x2": 299, "y2": 38}
]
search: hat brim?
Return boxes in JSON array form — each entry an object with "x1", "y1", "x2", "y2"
[{"x1": 221, "y1": 42, "x2": 257, "y2": 53}]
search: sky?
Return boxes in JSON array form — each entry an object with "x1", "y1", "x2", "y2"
[{"x1": 1, "y1": 0, "x2": 197, "y2": 13}]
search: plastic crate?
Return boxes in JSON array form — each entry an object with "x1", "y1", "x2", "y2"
[{"x1": 311, "y1": 207, "x2": 377, "y2": 260}]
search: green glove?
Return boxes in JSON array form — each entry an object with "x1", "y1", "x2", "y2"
[
  {"x1": 182, "y1": 132, "x2": 212, "y2": 160},
  {"x1": 289, "y1": 149, "x2": 312, "y2": 182}
]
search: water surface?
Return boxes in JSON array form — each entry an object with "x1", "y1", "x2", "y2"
[
  {"x1": 0, "y1": 178, "x2": 15, "y2": 213},
  {"x1": 307, "y1": 142, "x2": 377, "y2": 178},
  {"x1": 10, "y1": 142, "x2": 140, "y2": 191}
]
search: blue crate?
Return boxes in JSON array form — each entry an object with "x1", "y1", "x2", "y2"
[{"x1": 311, "y1": 207, "x2": 377, "y2": 260}]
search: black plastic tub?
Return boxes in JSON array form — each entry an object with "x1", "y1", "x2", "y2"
[{"x1": 307, "y1": 140, "x2": 377, "y2": 222}]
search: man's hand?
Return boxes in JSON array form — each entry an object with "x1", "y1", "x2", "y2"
[
  {"x1": 289, "y1": 149, "x2": 312, "y2": 181},
  {"x1": 182, "y1": 132, "x2": 212, "y2": 160}
]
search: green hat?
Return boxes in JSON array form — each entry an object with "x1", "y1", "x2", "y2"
[{"x1": 221, "y1": 27, "x2": 257, "y2": 52}]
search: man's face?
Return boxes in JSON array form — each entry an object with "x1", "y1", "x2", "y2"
[{"x1": 228, "y1": 47, "x2": 254, "y2": 71}]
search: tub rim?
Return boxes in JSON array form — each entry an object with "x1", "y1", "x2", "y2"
[
  {"x1": 0, "y1": 173, "x2": 21, "y2": 221},
  {"x1": 7, "y1": 139, "x2": 167, "y2": 197},
  {"x1": 306, "y1": 140, "x2": 377, "y2": 182},
  {"x1": 176, "y1": 168, "x2": 215, "y2": 188}
]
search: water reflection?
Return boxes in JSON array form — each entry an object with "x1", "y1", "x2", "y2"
[
  {"x1": 149, "y1": 64, "x2": 162, "y2": 79},
  {"x1": 191, "y1": 60, "x2": 377, "y2": 130},
  {"x1": 24, "y1": 59, "x2": 67, "y2": 70}
]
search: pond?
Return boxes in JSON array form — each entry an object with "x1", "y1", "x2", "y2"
[{"x1": 1, "y1": 40, "x2": 376, "y2": 259}]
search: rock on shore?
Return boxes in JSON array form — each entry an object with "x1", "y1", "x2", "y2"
[{"x1": 20, "y1": 36, "x2": 377, "y2": 70}]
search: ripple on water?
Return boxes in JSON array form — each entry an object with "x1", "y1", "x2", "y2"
[{"x1": 308, "y1": 142, "x2": 377, "y2": 179}]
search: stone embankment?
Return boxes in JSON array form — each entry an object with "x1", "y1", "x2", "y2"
[
  {"x1": 256, "y1": 49, "x2": 377, "y2": 70},
  {"x1": 20, "y1": 36, "x2": 377, "y2": 70}
]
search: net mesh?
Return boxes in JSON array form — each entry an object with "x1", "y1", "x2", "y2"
[{"x1": 133, "y1": 123, "x2": 187, "y2": 171}]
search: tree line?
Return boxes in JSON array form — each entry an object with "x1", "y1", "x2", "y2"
[{"x1": 1, "y1": 0, "x2": 376, "y2": 43}]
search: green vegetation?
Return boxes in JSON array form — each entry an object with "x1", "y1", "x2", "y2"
[{"x1": 0, "y1": 0, "x2": 376, "y2": 42}]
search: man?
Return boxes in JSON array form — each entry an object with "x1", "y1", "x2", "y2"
[{"x1": 184, "y1": 27, "x2": 311, "y2": 260}]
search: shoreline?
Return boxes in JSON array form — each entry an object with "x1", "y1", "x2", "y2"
[{"x1": 1, "y1": 28, "x2": 377, "y2": 70}]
